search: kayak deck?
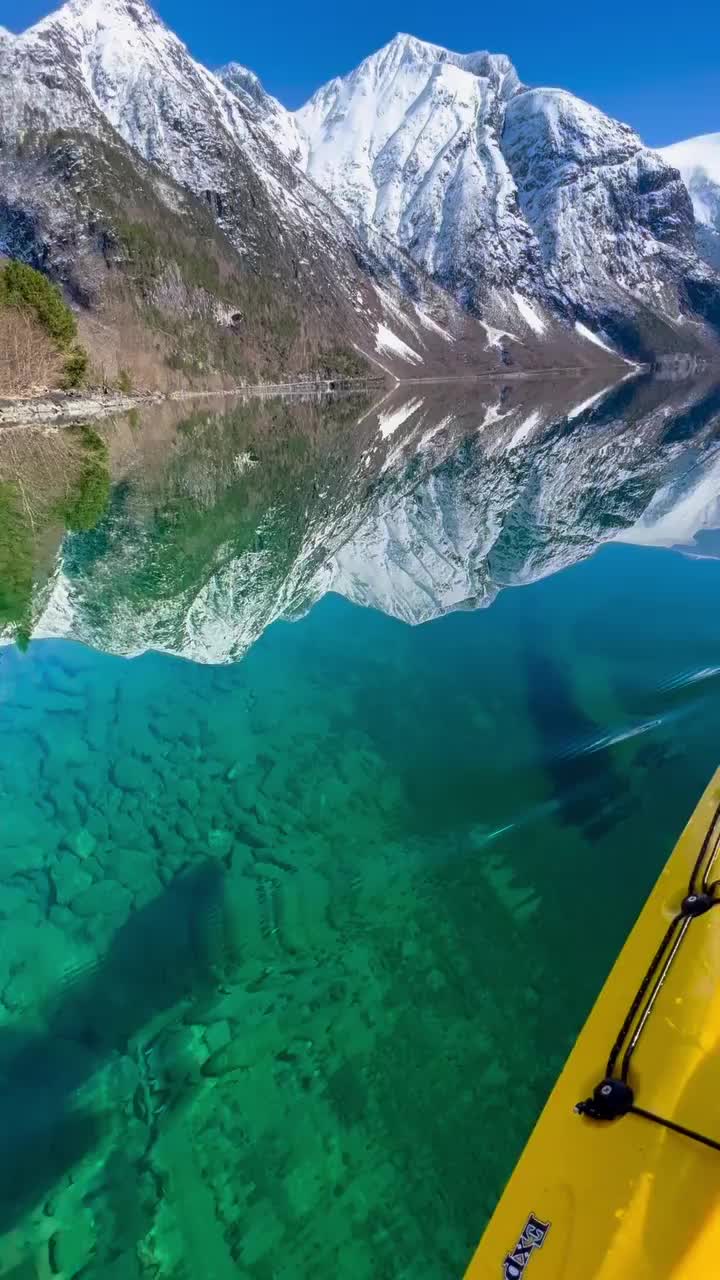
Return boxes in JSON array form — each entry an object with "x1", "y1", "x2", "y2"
[{"x1": 465, "y1": 766, "x2": 720, "y2": 1280}]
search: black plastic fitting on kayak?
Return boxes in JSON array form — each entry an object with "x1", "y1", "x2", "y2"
[
  {"x1": 680, "y1": 892, "x2": 716, "y2": 917},
  {"x1": 575, "y1": 1078, "x2": 635, "y2": 1121}
]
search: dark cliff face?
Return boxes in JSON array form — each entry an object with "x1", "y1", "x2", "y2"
[{"x1": 501, "y1": 89, "x2": 718, "y2": 350}]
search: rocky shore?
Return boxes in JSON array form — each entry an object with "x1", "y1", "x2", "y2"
[
  {"x1": 0, "y1": 390, "x2": 164, "y2": 427},
  {"x1": 0, "y1": 376, "x2": 388, "y2": 428}
]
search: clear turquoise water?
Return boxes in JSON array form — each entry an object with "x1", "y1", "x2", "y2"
[{"x1": 1, "y1": 382, "x2": 720, "y2": 1278}]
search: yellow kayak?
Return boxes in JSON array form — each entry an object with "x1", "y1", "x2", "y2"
[{"x1": 465, "y1": 766, "x2": 720, "y2": 1280}]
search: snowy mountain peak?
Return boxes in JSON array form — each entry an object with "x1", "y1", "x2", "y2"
[
  {"x1": 294, "y1": 34, "x2": 526, "y2": 266},
  {"x1": 293, "y1": 36, "x2": 720, "y2": 352},
  {"x1": 354, "y1": 32, "x2": 518, "y2": 79},
  {"x1": 216, "y1": 60, "x2": 303, "y2": 159},
  {"x1": 26, "y1": 0, "x2": 161, "y2": 36},
  {"x1": 15, "y1": 0, "x2": 262, "y2": 190},
  {"x1": 20, "y1": 0, "x2": 188, "y2": 91},
  {"x1": 217, "y1": 62, "x2": 264, "y2": 102},
  {"x1": 381, "y1": 35, "x2": 520, "y2": 93},
  {"x1": 301, "y1": 33, "x2": 520, "y2": 111}
]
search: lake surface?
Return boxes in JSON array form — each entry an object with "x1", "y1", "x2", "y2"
[{"x1": 1, "y1": 372, "x2": 720, "y2": 1278}]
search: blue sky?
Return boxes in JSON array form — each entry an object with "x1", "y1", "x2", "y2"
[{"x1": 4, "y1": 0, "x2": 718, "y2": 146}]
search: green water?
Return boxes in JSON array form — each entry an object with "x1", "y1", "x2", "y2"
[{"x1": 1, "y1": 375, "x2": 720, "y2": 1278}]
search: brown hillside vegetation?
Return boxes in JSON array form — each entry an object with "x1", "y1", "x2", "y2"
[
  {"x1": 0, "y1": 308, "x2": 63, "y2": 394},
  {"x1": 0, "y1": 259, "x2": 89, "y2": 395},
  {"x1": 1, "y1": 131, "x2": 378, "y2": 393},
  {"x1": 1, "y1": 129, "x2": 620, "y2": 395}
]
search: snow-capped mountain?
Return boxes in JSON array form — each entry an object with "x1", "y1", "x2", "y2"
[
  {"x1": 0, "y1": 0, "x2": 353, "y2": 301},
  {"x1": 659, "y1": 134, "x2": 720, "y2": 270},
  {"x1": 293, "y1": 39, "x2": 535, "y2": 303},
  {"x1": 1, "y1": 0, "x2": 296, "y2": 249},
  {"x1": 283, "y1": 34, "x2": 720, "y2": 358},
  {"x1": 3, "y1": 0, "x2": 560, "y2": 382},
  {"x1": 2, "y1": 1, "x2": 718, "y2": 373}
]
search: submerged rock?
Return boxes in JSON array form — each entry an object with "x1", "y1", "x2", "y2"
[
  {"x1": 71, "y1": 880, "x2": 133, "y2": 922},
  {"x1": 49, "y1": 1207, "x2": 95, "y2": 1276},
  {"x1": 73, "y1": 828, "x2": 97, "y2": 860},
  {"x1": 51, "y1": 854, "x2": 93, "y2": 907},
  {"x1": 112, "y1": 758, "x2": 148, "y2": 793}
]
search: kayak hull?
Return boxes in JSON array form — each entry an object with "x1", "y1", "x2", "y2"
[{"x1": 465, "y1": 767, "x2": 720, "y2": 1280}]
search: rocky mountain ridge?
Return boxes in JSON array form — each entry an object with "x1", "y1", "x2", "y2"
[
  {"x1": 1, "y1": 0, "x2": 718, "y2": 382},
  {"x1": 3, "y1": 0, "x2": 567, "y2": 386},
  {"x1": 270, "y1": 33, "x2": 720, "y2": 360}
]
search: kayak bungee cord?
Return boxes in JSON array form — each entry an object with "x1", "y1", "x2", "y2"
[{"x1": 575, "y1": 800, "x2": 720, "y2": 1152}]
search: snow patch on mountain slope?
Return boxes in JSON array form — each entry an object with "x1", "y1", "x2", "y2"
[
  {"x1": 418, "y1": 415, "x2": 455, "y2": 449},
  {"x1": 479, "y1": 319, "x2": 519, "y2": 350},
  {"x1": 480, "y1": 402, "x2": 514, "y2": 433},
  {"x1": 574, "y1": 322, "x2": 618, "y2": 355},
  {"x1": 375, "y1": 323, "x2": 423, "y2": 365},
  {"x1": 372, "y1": 282, "x2": 421, "y2": 338},
  {"x1": 512, "y1": 292, "x2": 547, "y2": 336},
  {"x1": 413, "y1": 303, "x2": 455, "y2": 342}
]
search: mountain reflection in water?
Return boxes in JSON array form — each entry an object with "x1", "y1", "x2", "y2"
[
  {"x1": 1, "y1": 371, "x2": 719, "y2": 662},
  {"x1": 1, "y1": 371, "x2": 720, "y2": 1280}
]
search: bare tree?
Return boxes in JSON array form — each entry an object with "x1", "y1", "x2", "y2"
[{"x1": 0, "y1": 307, "x2": 62, "y2": 395}]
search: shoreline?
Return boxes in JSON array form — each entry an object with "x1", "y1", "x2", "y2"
[
  {"x1": 3, "y1": 357, "x2": 698, "y2": 429},
  {"x1": 0, "y1": 377, "x2": 386, "y2": 429}
]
